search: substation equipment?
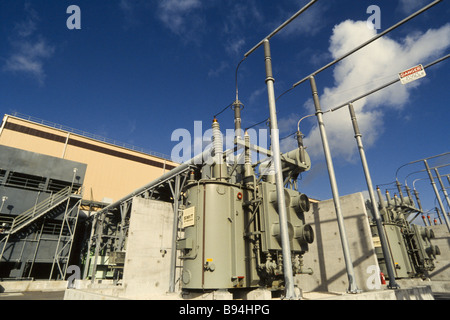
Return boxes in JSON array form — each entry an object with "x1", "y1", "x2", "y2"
[
  {"x1": 367, "y1": 186, "x2": 440, "y2": 279},
  {"x1": 85, "y1": 109, "x2": 315, "y2": 293},
  {"x1": 178, "y1": 117, "x2": 314, "y2": 290}
]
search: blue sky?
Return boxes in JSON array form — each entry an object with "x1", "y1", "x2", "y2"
[{"x1": 1, "y1": 0, "x2": 449, "y2": 223}]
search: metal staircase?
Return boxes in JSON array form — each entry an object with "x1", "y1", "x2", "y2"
[
  {"x1": 0, "y1": 186, "x2": 81, "y2": 271},
  {"x1": 3, "y1": 186, "x2": 72, "y2": 236}
]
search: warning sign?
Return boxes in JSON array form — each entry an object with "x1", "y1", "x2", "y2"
[
  {"x1": 182, "y1": 206, "x2": 195, "y2": 228},
  {"x1": 399, "y1": 64, "x2": 426, "y2": 85}
]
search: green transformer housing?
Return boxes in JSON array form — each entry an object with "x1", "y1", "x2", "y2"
[{"x1": 178, "y1": 179, "x2": 313, "y2": 290}]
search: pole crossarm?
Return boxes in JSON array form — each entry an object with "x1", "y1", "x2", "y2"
[
  {"x1": 328, "y1": 54, "x2": 450, "y2": 114},
  {"x1": 244, "y1": 0, "x2": 319, "y2": 58},
  {"x1": 290, "y1": 0, "x2": 443, "y2": 89}
]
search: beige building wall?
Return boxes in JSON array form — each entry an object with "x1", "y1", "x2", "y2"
[{"x1": 0, "y1": 114, "x2": 178, "y2": 203}]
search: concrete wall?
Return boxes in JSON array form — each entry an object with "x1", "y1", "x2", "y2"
[
  {"x1": 296, "y1": 192, "x2": 379, "y2": 293},
  {"x1": 121, "y1": 197, "x2": 177, "y2": 299},
  {"x1": 122, "y1": 192, "x2": 381, "y2": 296},
  {"x1": 427, "y1": 224, "x2": 450, "y2": 281}
]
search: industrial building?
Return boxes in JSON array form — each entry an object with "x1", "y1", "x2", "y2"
[
  {"x1": 0, "y1": 113, "x2": 178, "y2": 204},
  {"x1": 0, "y1": 113, "x2": 178, "y2": 281}
]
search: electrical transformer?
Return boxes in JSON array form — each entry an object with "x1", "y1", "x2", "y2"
[
  {"x1": 177, "y1": 119, "x2": 314, "y2": 291},
  {"x1": 368, "y1": 188, "x2": 440, "y2": 279}
]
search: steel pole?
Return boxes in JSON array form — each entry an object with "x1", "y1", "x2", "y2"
[
  {"x1": 435, "y1": 167, "x2": 450, "y2": 210},
  {"x1": 348, "y1": 103, "x2": 400, "y2": 289},
  {"x1": 169, "y1": 175, "x2": 181, "y2": 293},
  {"x1": 90, "y1": 212, "x2": 105, "y2": 284},
  {"x1": 310, "y1": 76, "x2": 359, "y2": 293},
  {"x1": 263, "y1": 39, "x2": 296, "y2": 299},
  {"x1": 424, "y1": 160, "x2": 450, "y2": 232}
]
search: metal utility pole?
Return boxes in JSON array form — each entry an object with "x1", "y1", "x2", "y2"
[
  {"x1": 239, "y1": 0, "x2": 319, "y2": 299},
  {"x1": 434, "y1": 167, "x2": 450, "y2": 210},
  {"x1": 348, "y1": 103, "x2": 400, "y2": 289},
  {"x1": 309, "y1": 76, "x2": 359, "y2": 293},
  {"x1": 263, "y1": 39, "x2": 296, "y2": 299},
  {"x1": 424, "y1": 160, "x2": 450, "y2": 232}
]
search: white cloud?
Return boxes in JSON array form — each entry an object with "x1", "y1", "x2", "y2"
[
  {"x1": 398, "y1": 0, "x2": 429, "y2": 14},
  {"x1": 208, "y1": 61, "x2": 229, "y2": 78},
  {"x1": 301, "y1": 20, "x2": 450, "y2": 161},
  {"x1": 248, "y1": 86, "x2": 266, "y2": 105},
  {"x1": 157, "y1": 0, "x2": 202, "y2": 36},
  {"x1": 4, "y1": 38, "x2": 55, "y2": 85},
  {"x1": 3, "y1": 4, "x2": 55, "y2": 85},
  {"x1": 226, "y1": 38, "x2": 246, "y2": 56},
  {"x1": 119, "y1": 0, "x2": 138, "y2": 28}
]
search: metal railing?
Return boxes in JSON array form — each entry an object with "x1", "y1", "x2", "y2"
[
  {"x1": 10, "y1": 112, "x2": 171, "y2": 160},
  {"x1": 6, "y1": 186, "x2": 72, "y2": 235}
]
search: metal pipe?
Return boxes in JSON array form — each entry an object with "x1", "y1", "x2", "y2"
[
  {"x1": 232, "y1": 100, "x2": 243, "y2": 139},
  {"x1": 296, "y1": 131, "x2": 306, "y2": 165},
  {"x1": 396, "y1": 180, "x2": 405, "y2": 204},
  {"x1": 377, "y1": 187, "x2": 385, "y2": 209},
  {"x1": 90, "y1": 211, "x2": 105, "y2": 284},
  {"x1": 330, "y1": 54, "x2": 450, "y2": 113},
  {"x1": 424, "y1": 160, "x2": 450, "y2": 232},
  {"x1": 92, "y1": 148, "x2": 212, "y2": 218},
  {"x1": 405, "y1": 185, "x2": 414, "y2": 206},
  {"x1": 413, "y1": 188, "x2": 424, "y2": 211},
  {"x1": 348, "y1": 103, "x2": 400, "y2": 289},
  {"x1": 169, "y1": 175, "x2": 181, "y2": 293},
  {"x1": 385, "y1": 190, "x2": 392, "y2": 207},
  {"x1": 436, "y1": 207, "x2": 443, "y2": 225},
  {"x1": 244, "y1": 0, "x2": 318, "y2": 58},
  {"x1": 435, "y1": 167, "x2": 450, "y2": 210},
  {"x1": 263, "y1": 39, "x2": 296, "y2": 299},
  {"x1": 310, "y1": 76, "x2": 359, "y2": 293}
]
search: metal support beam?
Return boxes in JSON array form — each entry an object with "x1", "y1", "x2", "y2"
[
  {"x1": 263, "y1": 39, "x2": 296, "y2": 299},
  {"x1": 169, "y1": 174, "x2": 181, "y2": 293},
  {"x1": 434, "y1": 167, "x2": 450, "y2": 211},
  {"x1": 424, "y1": 160, "x2": 450, "y2": 232},
  {"x1": 310, "y1": 76, "x2": 359, "y2": 293},
  {"x1": 90, "y1": 211, "x2": 105, "y2": 284},
  {"x1": 348, "y1": 103, "x2": 400, "y2": 289}
]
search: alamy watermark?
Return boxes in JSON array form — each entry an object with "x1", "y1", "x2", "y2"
[
  {"x1": 66, "y1": 265, "x2": 81, "y2": 288},
  {"x1": 366, "y1": 264, "x2": 383, "y2": 290},
  {"x1": 66, "y1": 5, "x2": 81, "y2": 30},
  {"x1": 65, "y1": 5, "x2": 380, "y2": 31},
  {"x1": 367, "y1": 5, "x2": 381, "y2": 30}
]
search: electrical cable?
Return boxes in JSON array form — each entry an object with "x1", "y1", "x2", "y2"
[
  {"x1": 213, "y1": 57, "x2": 247, "y2": 119},
  {"x1": 213, "y1": 102, "x2": 234, "y2": 118}
]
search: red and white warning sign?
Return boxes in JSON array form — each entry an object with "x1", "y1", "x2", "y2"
[{"x1": 398, "y1": 64, "x2": 426, "y2": 85}]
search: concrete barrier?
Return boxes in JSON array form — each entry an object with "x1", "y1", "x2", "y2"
[{"x1": 0, "y1": 280, "x2": 68, "y2": 293}]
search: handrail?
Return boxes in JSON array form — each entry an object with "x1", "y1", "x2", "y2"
[{"x1": 8, "y1": 187, "x2": 72, "y2": 234}]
